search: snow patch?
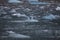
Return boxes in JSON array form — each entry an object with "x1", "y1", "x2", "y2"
[{"x1": 56, "y1": 6, "x2": 60, "y2": 10}]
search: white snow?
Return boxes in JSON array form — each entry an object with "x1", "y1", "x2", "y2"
[
  {"x1": 10, "y1": 9, "x2": 16, "y2": 13},
  {"x1": 12, "y1": 13, "x2": 26, "y2": 17},
  {"x1": 56, "y1": 6, "x2": 60, "y2": 10},
  {"x1": 43, "y1": 30, "x2": 48, "y2": 32},
  {"x1": 24, "y1": 8, "x2": 31, "y2": 12},
  {"x1": 39, "y1": 6, "x2": 45, "y2": 9}
]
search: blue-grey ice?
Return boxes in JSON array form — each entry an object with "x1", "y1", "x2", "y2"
[
  {"x1": 42, "y1": 14, "x2": 60, "y2": 20},
  {"x1": 6, "y1": 31, "x2": 31, "y2": 38},
  {"x1": 8, "y1": 0, "x2": 22, "y2": 3},
  {"x1": 10, "y1": 9, "x2": 16, "y2": 13},
  {"x1": 9, "y1": 16, "x2": 38, "y2": 22}
]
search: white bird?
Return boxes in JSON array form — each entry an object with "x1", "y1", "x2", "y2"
[{"x1": 6, "y1": 31, "x2": 30, "y2": 38}]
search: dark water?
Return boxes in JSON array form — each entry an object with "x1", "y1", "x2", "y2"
[
  {"x1": 0, "y1": 19, "x2": 60, "y2": 40},
  {"x1": 0, "y1": 37, "x2": 56, "y2": 40}
]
